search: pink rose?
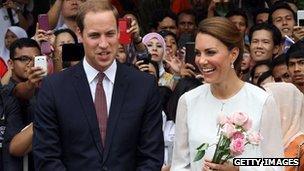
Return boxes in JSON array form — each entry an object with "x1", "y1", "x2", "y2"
[
  {"x1": 231, "y1": 112, "x2": 248, "y2": 126},
  {"x1": 230, "y1": 138, "x2": 245, "y2": 156},
  {"x1": 217, "y1": 114, "x2": 230, "y2": 126},
  {"x1": 243, "y1": 118, "x2": 252, "y2": 131},
  {"x1": 232, "y1": 131, "x2": 245, "y2": 140},
  {"x1": 247, "y1": 132, "x2": 263, "y2": 145},
  {"x1": 222, "y1": 123, "x2": 236, "y2": 138}
]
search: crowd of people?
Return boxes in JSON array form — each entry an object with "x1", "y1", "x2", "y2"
[{"x1": 0, "y1": 0, "x2": 303, "y2": 171}]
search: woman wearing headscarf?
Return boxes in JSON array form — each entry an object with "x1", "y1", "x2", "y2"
[
  {"x1": 264, "y1": 82, "x2": 304, "y2": 171},
  {"x1": 142, "y1": 32, "x2": 175, "y2": 89},
  {"x1": 0, "y1": 26, "x2": 27, "y2": 79}
]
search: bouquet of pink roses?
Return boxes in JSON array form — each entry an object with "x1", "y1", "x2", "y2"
[{"x1": 194, "y1": 112, "x2": 262, "y2": 163}]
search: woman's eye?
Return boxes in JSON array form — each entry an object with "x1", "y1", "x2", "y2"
[
  {"x1": 206, "y1": 50, "x2": 216, "y2": 56},
  {"x1": 195, "y1": 50, "x2": 201, "y2": 57}
]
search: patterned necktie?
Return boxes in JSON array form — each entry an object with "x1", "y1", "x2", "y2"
[{"x1": 94, "y1": 72, "x2": 108, "y2": 147}]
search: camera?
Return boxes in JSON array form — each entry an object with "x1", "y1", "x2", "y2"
[
  {"x1": 136, "y1": 52, "x2": 151, "y2": 65},
  {"x1": 297, "y1": 10, "x2": 304, "y2": 26}
]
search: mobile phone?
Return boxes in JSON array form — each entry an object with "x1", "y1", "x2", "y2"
[
  {"x1": 62, "y1": 43, "x2": 84, "y2": 62},
  {"x1": 38, "y1": 14, "x2": 50, "y2": 31},
  {"x1": 297, "y1": 10, "x2": 304, "y2": 26},
  {"x1": 185, "y1": 42, "x2": 199, "y2": 72},
  {"x1": 118, "y1": 18, "x2": 132, "y2": 45},
  {"x1": 40, "y1": 41, "x2": 52, "y2": 55},
  {"x1": 178, "y1": 33, "x2": 194, "y2": 49},
  {"x1": 136, "y1": 52, "x2": 151, "y2": 65},
  {"x1": 34, "y1": 56, "x2": 47, "y2": 76}
]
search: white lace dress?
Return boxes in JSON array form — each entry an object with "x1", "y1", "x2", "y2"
[{"x1": 171, "y1": 83, "x2": 284, "y2": 171}]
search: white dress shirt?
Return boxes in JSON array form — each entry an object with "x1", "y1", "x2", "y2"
[{"x1": 83, "y1": 57, "x2": 117, "y2": 115}]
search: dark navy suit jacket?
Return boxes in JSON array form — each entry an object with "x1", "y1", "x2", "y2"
[{"x1": 33, "y1": 61, "x2": 164, "y2": 171}]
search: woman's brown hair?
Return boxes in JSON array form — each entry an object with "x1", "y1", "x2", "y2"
[{"x1": 197, "y1": 17, "x2": 244, "y2": 74}]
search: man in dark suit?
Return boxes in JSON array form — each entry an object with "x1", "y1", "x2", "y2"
[{"x1": 33, "y1": 0, "x2": 164, "y2": 170}]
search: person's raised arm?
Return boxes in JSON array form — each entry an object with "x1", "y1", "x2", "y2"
[
  {"x1": 47, "y1": 0, "x2": 63, "y2": 29},
  {"x1": 9, "y1": 123, "x2": 33, "y2": 156}
]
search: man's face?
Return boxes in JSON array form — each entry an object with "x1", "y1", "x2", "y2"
[
  {"x1": 62, "y1": 0, "x2": 85, "y2": 18},
  {"x1": 157, "y1": 17, "x2": 178, "y2": 35},
  {"x1": 273, "y1": 64, "x2": 292, "y2": 82},
  {"x1": 79, "y1": 11, "x2": 119, "y2": 71},
  {"x1": 272, "y1": 8, "x2": 295, "y2": 37},
  {"x1": 288, "y1": 58, "x2": 304, "y2": 85},
  {"x1": 9, "y1": 47, "x2": 40, "y2": 82},
  {"x1": 228, "y1": 15, "x2": 247, "y2": 37},
  {"x1": 250, "y1": 29, "x2": 278, "y2": 62},
  {"x1": 256, "y1": 12, "x2": 269, "y2": 24},
  {"x1": 178, "y1": 14, "x2": 196, "y2": 35}
]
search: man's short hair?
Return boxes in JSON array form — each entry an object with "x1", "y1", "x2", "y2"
[
  {"x1": 268, "y1": 1, "x2": 296, "y2": 24},
  {"x1": 286, "y1": 41, "x2": 304, "y2": 64},
  {"x1": 150, "y1": 9, "x2": 177, "y2": 30},
  {"x1": 253, "y1": 8, "x2": 270, "y2": 24},
  {"x1": 272, "y1": 54, "x2": 287, "y2": 67},
  {"x1": 225, "y1": 8, "x2": 248, "y2": 27},
  {"x1": 249, "y1": 23, "x2": 282, "y2": 46},
  {"x1": 177, "y1": 9, "x2": 196, "y2": 25},
  {"x1": 76, "y1": 0, "x2": 119, "y2": 33},
  {"x1": 9, "y1": 38, "x2": 41, "y2": 59}
]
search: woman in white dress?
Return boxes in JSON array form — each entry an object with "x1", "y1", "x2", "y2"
[{"x1": 171, "y1": 17, "x2": 284, "y2": 171}]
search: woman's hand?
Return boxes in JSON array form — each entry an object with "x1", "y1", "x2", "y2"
[
  {"x1": 33, "y1": 23, "x2": 54, "y2": 44},
  {"x1": 180, "y1": 63, "x2": 196, "y2": 78},
  {"x1": 203, "y1": 159, "x2": 239, "y2": 171},
  {"x1": 165, "y1": 51, "x2": 183, "y2": 75},
  {"x1": 135, "y1": 60, "x2": 150, "y2": 72}
]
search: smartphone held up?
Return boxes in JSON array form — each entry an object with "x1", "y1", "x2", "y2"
[
  {"x1": 34, "y1": 56, "x2": 48, "y2": 77},
  {"x1": 118, "y1": 18, "x2": 132, "y2": 45}
]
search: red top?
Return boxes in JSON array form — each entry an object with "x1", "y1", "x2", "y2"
[
  {"x1": 0, "y1": 57, "x2": 7, "y2": 78},
  {"x1": 171, "y1": 0, "x2": 192, "y2": 14}
]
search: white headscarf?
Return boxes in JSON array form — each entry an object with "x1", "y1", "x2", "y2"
[
  {"x1": 0, "y1": 26, "x2": 28, "y2": 64},
  {"x1": 264, "y1": 82, "x2": 304, "y2": 147}
]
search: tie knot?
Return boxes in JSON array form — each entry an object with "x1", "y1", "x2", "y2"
[{"x1": 97, "y1": 72, "x2": 105, "y2": 83}]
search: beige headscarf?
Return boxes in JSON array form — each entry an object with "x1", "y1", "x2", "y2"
[{"x1": 264, "y1": 82, "x2": 304, "y2": 148}]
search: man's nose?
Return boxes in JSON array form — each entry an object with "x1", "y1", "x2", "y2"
[{"x1": 98, "y1": 36, "x2": 109, "y2": 49}]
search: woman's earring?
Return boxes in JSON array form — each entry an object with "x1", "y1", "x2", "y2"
[{"x1": 231, "y1": 62, "x2": 234, "y2": 69}]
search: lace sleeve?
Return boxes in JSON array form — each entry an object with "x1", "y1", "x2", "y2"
[{"x1": 171, "y1": 95, "x2": 191, "y2": 171}]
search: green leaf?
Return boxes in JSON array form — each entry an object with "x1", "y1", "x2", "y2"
[
  {"x1": 194, "y1": 150, "x2": 206, "y2": 162},
  {"x1": 196, "y1": 143, "x2": 209, "y2": 151}
]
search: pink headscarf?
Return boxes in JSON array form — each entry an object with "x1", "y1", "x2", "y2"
[{"x1": 142, "y1": 32, "x2": 166, "y2": 60}]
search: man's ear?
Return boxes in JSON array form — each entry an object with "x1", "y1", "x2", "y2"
[
  {"x1": 273, "y1": 44, "x2": 280, "y2": 55},
  {"x1": 8, "y1": 59, "x2": 14, "y2": 69},
  {"x1": 76, "y1": 27, "x2": 83, "y2": 42}
]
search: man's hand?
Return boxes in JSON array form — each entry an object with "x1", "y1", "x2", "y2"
[
  {"x1": 293, "y1": 26, "x2": 304, "y2": 42},
  {"x1": 26, "y1": 66, "x2": 46, "y2": 88}
]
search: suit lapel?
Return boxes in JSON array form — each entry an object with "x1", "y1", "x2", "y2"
[
  {"x1": 103, "y1": 63, "x2": 129, "y2": 163},
  {"x1": 72, "y1": 63, "x2": 104, "y2": 158}
]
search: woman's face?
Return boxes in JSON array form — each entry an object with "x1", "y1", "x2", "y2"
[
  {"x1": 241, "y1": 51, "x2": 251, "y2": 71},
  {"x1": 55, "y1": 32, "x2": 75, "y2": 56},
  {"x1": 252, "y1": 64, "x2": 270, "y2": 85},
  {"x1": 116, "y1": 44, "x2": 127, "y2": 63},
  {"x1": 146, "y1": 38, "x2": 164, "y2": 62},
  {"x1": 5, "y1": 30, "x2": 18, "y2": 49},
  {"x1": 195, "y1": 33, "x2": 237, "y2": 84},
  {"x1": 164, "y1": 35, "x2": 177, "y2": 56}
]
